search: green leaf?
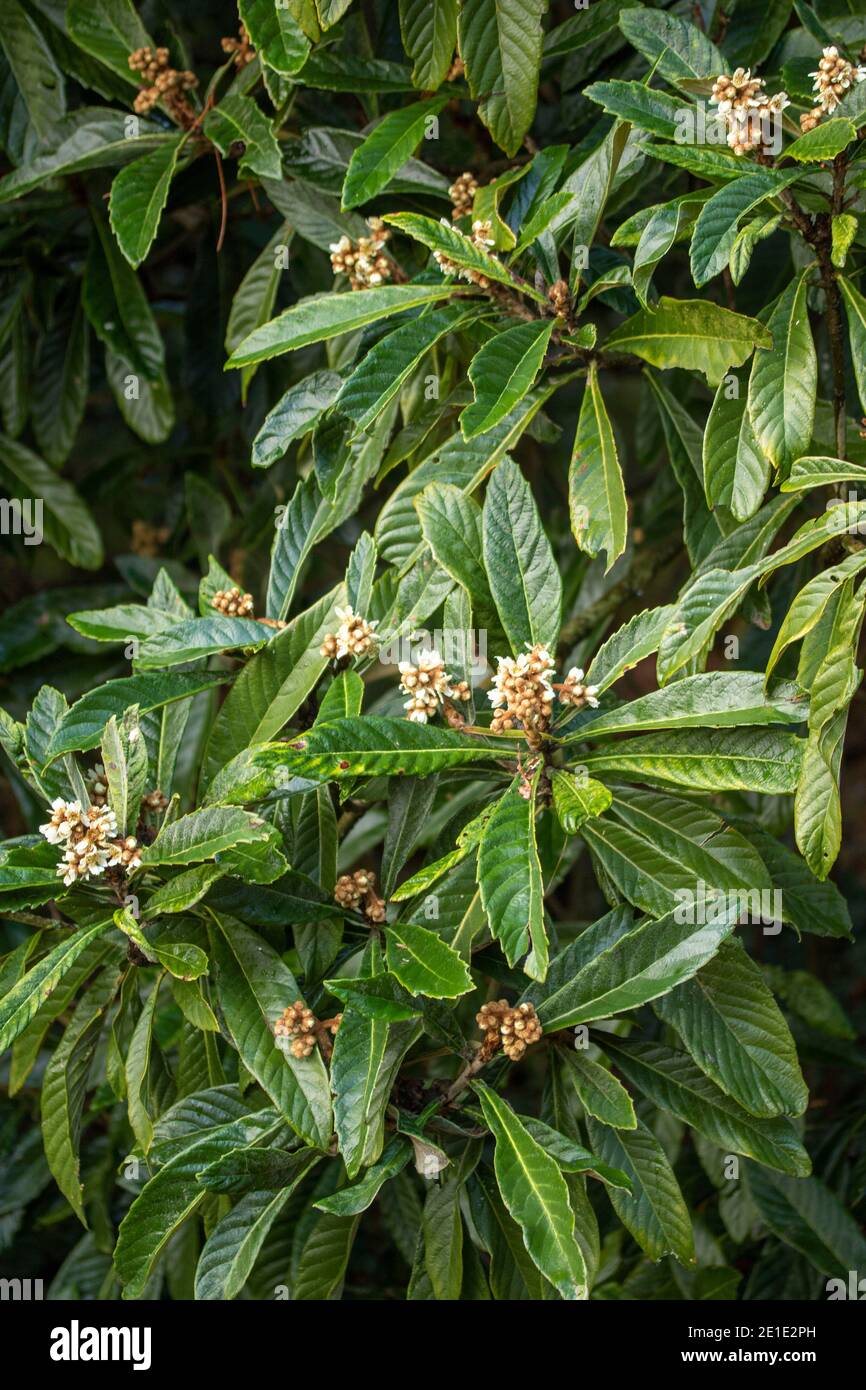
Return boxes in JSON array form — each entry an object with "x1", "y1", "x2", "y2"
[
  {"x1": 252, "y1": 716, "x2": 502, "y2": 785},
  {"x1": 745, "y1": 1164, "x2": 866, "y2": 1281},
  {"x1": 0, "y1": 109, "x2": 175, "y2": 203},
  {"x1": 557, "y1": 1049, "x2": 637, "y2": 1130},
  {"x1": 415, "y1": 482, "x2": 500, "y2": 636},
  {"x1": 209, "y1": 917, "x2": 332, "y2": 1148},
  {"x1": 135, "y1": 616, "x2": 276, "y2": 668},
  {"x1": 45, "y1": 672, "x2": 225, "y2": 761},
  {"x1": 385, "y1": 922, "x2": 472, "y2": 998},
  {"x1": 342, "y1": 97, "x2": 448, "y2": 209},
  {"x1": 482, "y1": 457, "x2": 561, "y2": 653},
  {"x1": 458, "y1": 0, "x2": 546, "y2": 156},
  {"x1": 114, "y1": 1110, "x2": 277, "y2": 1298},
  {"x1": 581, "y1": 786, "x2": 772, "y2": 920},
  {"x1": 604, "y1": 298, "x2": 772, "y2": 386},
  {"x1": 32, "y1": 300, "x2": 90, "y2": 467},
  {"x1": 568, "y1": 361, "x2": 627, "y2": 572},
  {"x1": 580, "y1": 727, "x2": 805, "y2": 793},
  {"x1": 383, "y1": 212, "x2": 544, "y2": 299},
  {"x1": 399, "y1": 0, "x2": 458, "y2": 90},
  {"x1": 601, "y1": 1039, "x2": 811, "y2": 1176},
  {"x1": 462, "y1": 321, "x2": 555, "y2": 440},
  {"x1": 781, "y1": 454, "x2": 866, "y2": 492},
  {"x1": 66, "y1": 0, "x2": 150, "y2": 81},
  {"x1": 551, "y1": 770, "x2": 612, "y2": 833},
  {"x1": 618, "y1": 7, "x2": 723, "y2": 85},
  {"x1": 204, "y1": 94, "x2": 283, "y2": 180},
  {"x1": 690, "y1": 170, "x2": 801, "y2": 287},
  {"x1": 586, "y1": 606, "x2": 676, "y2": 694},
  {"x1": 574, "y1": 671, "x2": 807, "y2": 741},
  {"x1": 100, "y1": 709, "x2": 148, "y2": 835},
  {"x1": 42, "y1": 977, "x2": 115, "y2": 1227},
  {"x1": 238, "y1": 0, "x2": 310, "y2": 74},
  {"x1": 0, "y1": 434, "x2": 102, "y2": 570},
  {"x1": 474, "y1": 1082, "x2": 587, "y2": 1299},
  {"x1": 227, "y1": 284, "x2": 459, "y2": 368},
  {"x1": 337, "y1": 305, "x2": 474, "y2": 434},
  {"x1": 839, "y1": 275, "x2": 866, "y2": 416},
  {"x1": 0, "y1": 921, "x2": 112, "y2": 1053},
  {"x1": 202, "y1": 585, "x2": 345, "y2": 787},
  {"x1": 747, "y1": 273, "x2": 816, "y2": 471},
  {"x1": 143, "y1": 808, "x2": 272, "y2": 867},
  {"x1": 785, "y1": 117, "x2": 856, "y2": 162},
  {"x1": 252, "y1": 370, "x2": 342, "y2": 468},
  {"x1": 703, "y1": 368, "x2": 769, "y2": 522},
  {"x1": 125, "y1": 979, "x2": 159, "y2": 1152},
  {"x1": 0, "y1": 0, "x2": 65, "y2": 140},
  {"x1": 422, "y1": 1173, "x2": 464, "y2": 1299},
  {"x1": 585, "y1": 1115, "x2": 694, "y2": 1263},
  {"x1": 108, "y1": 138, "x2": 182, "y2": 268},
  {"x1": 654, "y1": 938, "x2": 808, "y2": 1118},
  {"x1": 478, "y1": 775, "x2": 548, "y2": 981},
  {"x1": 585, "y1": 80, "x2": 692, "y2": 139},
  {"x1": 195, "y1": 1187, "x2": 295, "y2": 1300},
  {"x1": 315, "y1": 1137, "x2": 412, "y2": 1216},
  {"x1": 520, "y1": 1117, "x2": 631, "y2": 1190},
  {"x1": 330, "y1": 963, "x2": 422, "y2": 1177},
  {"x1": 534, "y1": 899, "x2": 739, "y2": 1031}
]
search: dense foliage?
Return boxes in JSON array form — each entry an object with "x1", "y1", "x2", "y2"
[{"x1": 1, "y1": 0, "x2": 866, "y2": 1303}]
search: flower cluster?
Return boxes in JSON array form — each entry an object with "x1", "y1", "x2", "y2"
[
  {"x1": 558, "y1": 667, "x2": 600, "y2": 710},
  {"x1": 709, "y1": 68, "x2": 789, "y2": 155},
  {"x1": 488, "y1": 644, "x2": 556, "y2": 735},
  {"x1": 221, "y1": 24, "x2": 255, "y2": 68},
  {"x1": 320, "y1": 606, "x2": 378, "y2": 661},
  {"x1": 801, "y1": 45, "x2": 866, "y2": 130},
  {"x1": 39, "y1": 799, "x2": 142, "y2": 886},
  {"x1": 476, "y1": 999, "x2": 543, "y2": 1062},
  {"x1": 128, "y1": 47, "x2": 197, "y2": 123},
  {"x1": 487, "y1": 646, "x2": 599, "y2": 742},
  {"x1": 448, "y1": 171, "x2": 478, "y2": 220},
  {"x1": 141, "y1": 789, "x2": 169, "y2": 814},
  {"x1": 329, "y1": 218, "x2": 393, "y2": 290},
  {"x1": 334, "y1": 868, "x2": 386, "y2": 922},
  {"x1": 212, "y1": 586, "x2": 255, "y2": 617},
  {"x1": 397, "y1": 648, "x2": 470, "y2": 723}
]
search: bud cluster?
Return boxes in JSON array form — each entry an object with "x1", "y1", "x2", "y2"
[
  {"x1": 448, "y1": 171, "x2": 478, "y2": 220},
  {"x1": 274, "y1": 1001, "x2": 342, "y2": 1058},
  {"x1": 476, "y1": 999, "x2": 543, "y2": 1062},
  {"x1": 329, "y1": 219, "x2": 393, "y2": 290},
  {"x1": 39, "y1": 799, "x2": 142, "y2": 886},
  {"x1": 212, "y1": 586, "x2": 255, "y2": 617},
  {"x1": 221, "y1": 24, "x2": 255, "y2": 68},
  {"x1": 128, "y1": 47, "x2": 198, "y2": 123},
  {"x1": 334, "y1": 868, "x2": 386, "y2": 922},
  {"x1": 709, "y1": 68, "x2": 789, "y2": 155},
  {"x1": 320, "y1": 606, "x2": 378, "y2": 661}
]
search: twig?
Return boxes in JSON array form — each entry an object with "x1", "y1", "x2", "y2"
[{"x1": 214, "y1": 148, "x2": 228, "y2": 252}]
